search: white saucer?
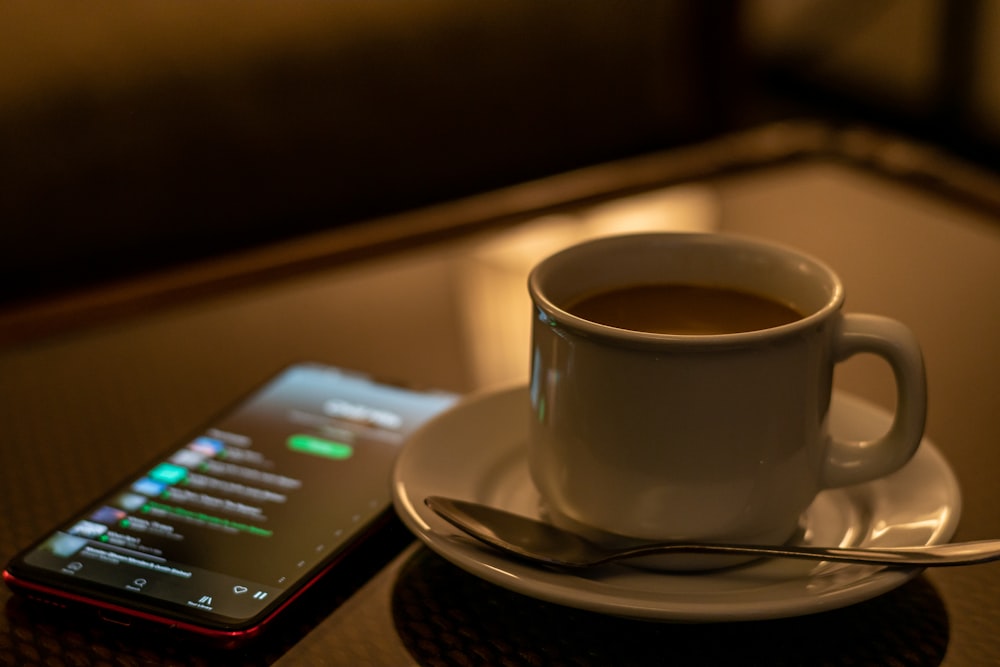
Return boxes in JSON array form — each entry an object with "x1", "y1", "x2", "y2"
[{"x1": 392, "y1": 386, "x2": 961, "y2": 622}]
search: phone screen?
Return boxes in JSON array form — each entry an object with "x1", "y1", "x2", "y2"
[{"x1": 4, "y1": 363, "x2": 457, "y2": 638}]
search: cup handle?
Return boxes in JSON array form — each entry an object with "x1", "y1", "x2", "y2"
[{"x1": 821, "y1": 313, "x2": 927, "y2": 488}]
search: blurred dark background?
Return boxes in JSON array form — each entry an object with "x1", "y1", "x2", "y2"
[{"x1": 2, "y1": 0, "x2": 997, "y2": 307}]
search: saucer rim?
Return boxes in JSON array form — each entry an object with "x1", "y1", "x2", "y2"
[{"x1": 392, "y1": 384, "x2": 961, "y2": 622}]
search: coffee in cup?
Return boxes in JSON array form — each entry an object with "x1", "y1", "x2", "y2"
[{"x1": 564, "y1": 283, "x2": 803, "y2": 335}]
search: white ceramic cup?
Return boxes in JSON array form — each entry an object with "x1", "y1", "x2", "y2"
[{"x1": 527, "y1": 232, "x2": 926, "y2": 563}]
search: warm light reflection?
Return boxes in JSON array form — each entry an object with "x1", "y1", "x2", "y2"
[
  {"x1": 457, "y1": 184, "x2": 721, "y2": 388},
  {"x1": 869, "y1": 515, "x2": 949, "y2": 542},
  {"x1": 394, "y1": 480, "x2": 431, "y2": 532}
]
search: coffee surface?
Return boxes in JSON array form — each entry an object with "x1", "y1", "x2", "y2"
[{"x1": 565, "y1": 283, "x2": 802, "y2": 334}]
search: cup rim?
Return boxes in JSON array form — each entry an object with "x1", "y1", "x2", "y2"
[{"x1": 527, "y1": 232, "x2": 845, "y2": 348}]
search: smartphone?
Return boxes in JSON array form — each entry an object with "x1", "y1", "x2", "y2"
[{"x1": 3, "y1": 362, "x2": 458, "y2": 647}]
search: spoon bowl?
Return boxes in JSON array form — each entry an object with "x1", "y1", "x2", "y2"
[{"x1": 425, "y1": 496, "x2": 1000, "y2": 569}]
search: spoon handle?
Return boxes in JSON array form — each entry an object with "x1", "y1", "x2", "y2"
[
  {"x1": 426, "y1": 496, "x2": 1000, "y2": 569},
  {"x1": 613, "y1": 539, "x2": 1000, "y2": 567}
]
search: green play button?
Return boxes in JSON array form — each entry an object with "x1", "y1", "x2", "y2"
[{"x1": 287, "y1": 434, "x2": 353, "y2": 460}]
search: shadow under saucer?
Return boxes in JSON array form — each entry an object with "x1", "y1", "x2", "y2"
[{"x1": 391, "y1": 547, "x2": 949, "y2": 667}]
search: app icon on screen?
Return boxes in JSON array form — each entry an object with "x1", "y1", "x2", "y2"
[
  {"x1": 170, "y1": 448, "x2": 205, "y2": 468},
  {"x1": 68, "y1": 520, "x2": 108, "y2": 539},
  {"x1": 90, "y1": 506, "x2": 127, "y2": 525},
  {"x1": 114, "y1": 492, "x2": 148, "y2": 512},
  {"x1": 188, "y1": 436, "x2": 225, "y2": 457},
  {"x1": 132, "y1": 477, "x2": 166, "y2": 497},
  {"x1": 148, "y1": 463, "x2": 188, "y2": 486},
  {"x1": 44, "y1": 533, "x2": 88, "y2": 558}
]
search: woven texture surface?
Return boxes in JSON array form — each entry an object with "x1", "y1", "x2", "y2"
[{"x1": 391, "y1": 549, "x2": 949, "y2": 667}]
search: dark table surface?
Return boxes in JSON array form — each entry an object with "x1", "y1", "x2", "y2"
[{"x1": 2, "y1": 123, "x2": 999, "y2": 666}]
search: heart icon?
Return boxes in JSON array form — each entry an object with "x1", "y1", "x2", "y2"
[{"x1": 233, "y1": 585, "x2": 248, "y2": 594}]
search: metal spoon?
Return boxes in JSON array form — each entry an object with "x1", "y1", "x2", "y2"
[{"x1": 425, "y1": 496, "x2": 1000, "y2": 569}]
